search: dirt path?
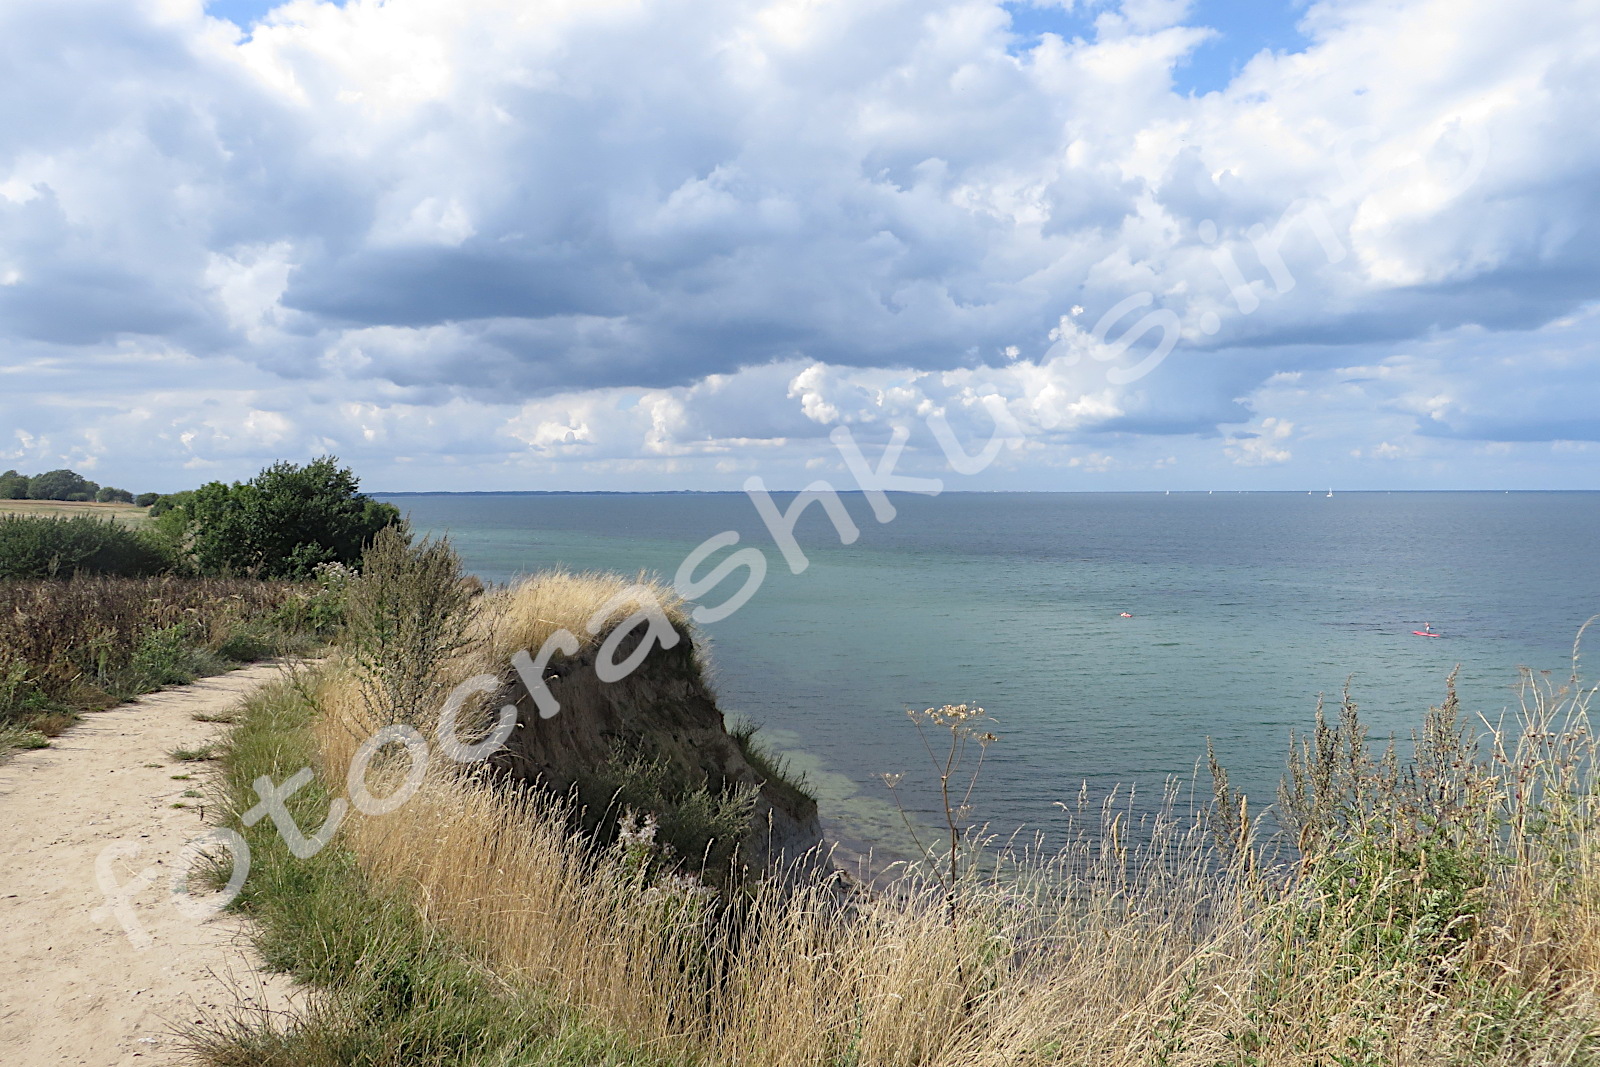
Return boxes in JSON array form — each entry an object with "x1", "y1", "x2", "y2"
[{"x1": 0, "y1": 664, "x2": 299, "y2": 1065}]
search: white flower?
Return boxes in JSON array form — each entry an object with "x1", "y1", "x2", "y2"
[{"x1": 617, "y1": 811, "x2": 658, "y2": 851}]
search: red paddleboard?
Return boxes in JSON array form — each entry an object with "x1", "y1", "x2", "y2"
[{"x1": 1413, "y1": 630, "x2": 1441, "y2": 637}]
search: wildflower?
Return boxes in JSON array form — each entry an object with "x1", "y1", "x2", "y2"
[
  {"x1": 642, "y1": 871, "x2": 717, "y2": 907},
  {"x1": 617, "y1": 811, "x2": 658, "y2": 851}
]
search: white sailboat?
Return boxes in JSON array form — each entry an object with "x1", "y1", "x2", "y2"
[{"x1": 1326, "y1": 487, "x2": 1334, "y2": 498}]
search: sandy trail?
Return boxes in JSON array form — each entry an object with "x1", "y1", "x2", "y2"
[{"x1": 0, "y1": 663, "x2": 299, "y2": 1065}]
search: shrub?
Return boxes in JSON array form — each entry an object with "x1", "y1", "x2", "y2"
[
  {"x1": 96, "y1": 486, "x2": 135, "y2": 504},
  {"x1": 215, "y1": 624, "x2": 281, "y2": 663},
  {"x1": 0, "y1": 514, "x2": 171, "y2": 578},
  {"x1": 577, "y1": 740, "x2": 759, "y2": 882},
  {"x1": 148, "y1": 490, "x2": 195, "y2": 517},
  {"x1": 134, "y1": 492, "x2": 159, "y2": 508},
  {"x1": 186, "y1": 457, "x2": 401, "y2": 580},
  {"x1": 342, "y1": 527, "x2": 477, "y2": 728}
]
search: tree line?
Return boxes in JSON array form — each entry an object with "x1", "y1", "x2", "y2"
[{"x1": 0, "y1": 467, "x2": 152, "y2": 506}]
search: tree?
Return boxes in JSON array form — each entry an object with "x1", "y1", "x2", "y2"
[
  {"x1": 0, "y1": 470, "x2": 27, "y2": 500},
  {"x1": 134, "y1": 493, "x2": 160, "y2": 508},
  {"x1": 96, "y1": 487, "x2": 134, "y2": 504},
  {"x1": 27, "y1": 469, "x2": 98, "y2": 502},
  {"x1": 188, "y1": 457, "x2": 401, "y2": 580},
  {"x1": 148, "y1": 490, "x2": 195, "y2": 517}
]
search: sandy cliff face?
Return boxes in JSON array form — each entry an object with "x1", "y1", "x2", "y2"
[{"x1": 483, "y1": 618, "x2": 825, "y2": 877}]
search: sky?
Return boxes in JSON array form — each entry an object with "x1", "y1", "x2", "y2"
[{"x1": 1, "y1": 0, "x2": 1597, "y2": 493}]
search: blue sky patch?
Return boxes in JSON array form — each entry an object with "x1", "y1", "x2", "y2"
[{"x1": 1004, "y1": 0, "x2": 1311, "y2": 96}]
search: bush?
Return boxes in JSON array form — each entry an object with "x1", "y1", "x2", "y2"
[
  {"x1": 96, "y1": 486, "x2": 135, "y2": 504},
  {"x1": 215, "y1": 624, "x2": 282, "y2": 663},
  {"x1": 187, "y1": 457, "x2": 401, "y2": 580},
  {"x1": 149, "y1": 490, "x2": 195, "y2": 517},
  {"x1": 0, "y1": 514, "x2": 172, "y2": 578},
  {"x1": 342, "y1": 527, "x2": 476, "y2": 727},
  {"x1": 578, "y1": 741, "x2": 758, "y2": 882},
  {"x1": 134, "y1": 492, "x2": 159, "y2": 508}
]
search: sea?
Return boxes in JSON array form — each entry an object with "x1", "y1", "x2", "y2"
[{"x1": 382, "y1": 490, "x2": 1600, "y2": 855}]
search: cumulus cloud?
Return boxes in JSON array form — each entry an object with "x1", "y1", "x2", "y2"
[
  {"x1": 1225, "y1": 416, "x2": 1294, "y2": 466},
  {"x1": 0, "y1": 0, "x2": 1597, "y2": 489}
]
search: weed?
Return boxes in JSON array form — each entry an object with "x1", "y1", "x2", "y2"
[
  {"x1": 0, "y1": 726, "x2": 50, "y2": 751},
  {"x1": 881, "y1": 702, "x2": 997, "y2": 928},
  {"x1": 342, "y1": 526, "x2": 478, "y2": 730},
  {"x1": 0, "y1": 574, "x2": 328, "y2": 757}
]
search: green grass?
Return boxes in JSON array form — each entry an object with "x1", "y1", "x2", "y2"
[
  {"x1": 0, "y1": 725, "x2": 50, "y2": 751},
  {"x1": 185, "y1": 676, "x2": 690, "y2": 1067},
  {"x1": 729, "y1": 718, "x2": 817, "y2": 808}
]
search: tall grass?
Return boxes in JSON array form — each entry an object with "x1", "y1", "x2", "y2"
[
  {"x1": 470, "y1": 567, "x2": 691, "y2": 669},
  {"x1": 0, "y1": 575, "x2": 338, "y2": 753},
  {"x1": 187, "y1": 675, "x2": 684, "y2": 1067},
  {"x1": 197, "y1": 568, "x2": 1600, "y2": 1065}
]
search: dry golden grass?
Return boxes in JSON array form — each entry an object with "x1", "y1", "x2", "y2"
[
  {"x1": 470, "y1": 569, "x2": 690, "y2": 666},
  {"x1": 300, "y1": 575, "x2": 1600, "y2": 1066},
  {"x1": 0, "y1": 498, "x2": 149, "y2": 526}
]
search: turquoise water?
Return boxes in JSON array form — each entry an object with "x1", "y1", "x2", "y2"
[{"x1": 383, "y1": 491, "x2": 1600, "y2": 851}]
